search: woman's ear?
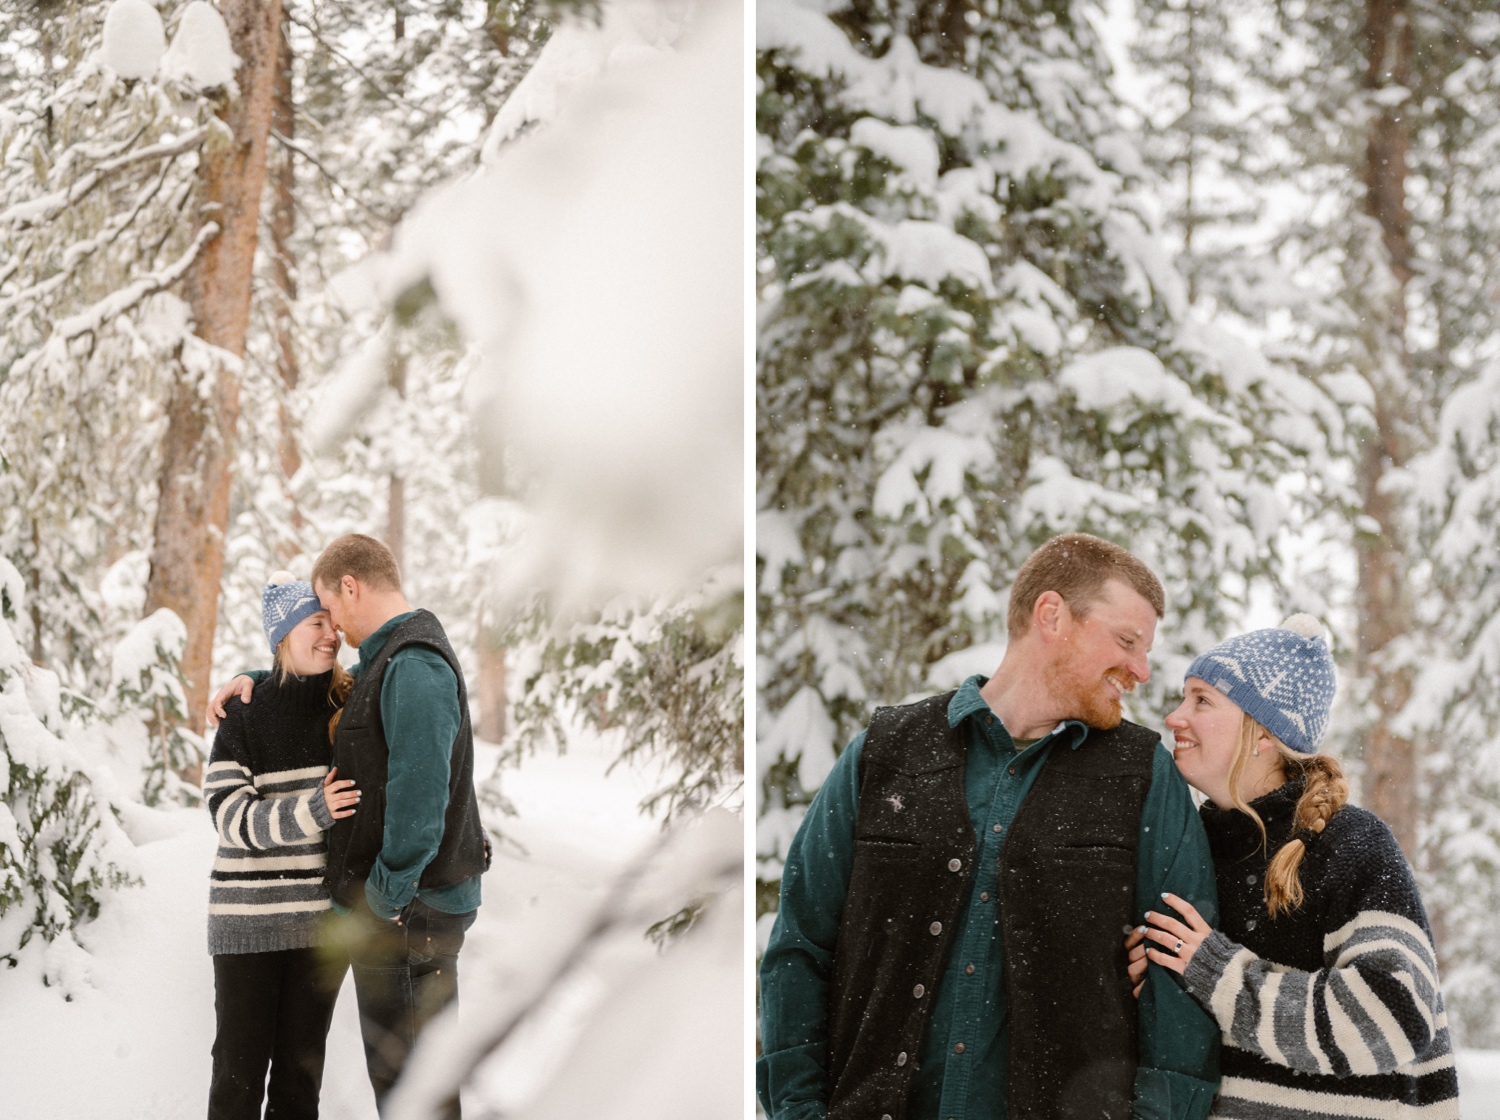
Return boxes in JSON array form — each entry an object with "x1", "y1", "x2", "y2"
[{"x1": 1253, "y1": 731, "x2": 1276, "y2": 758}]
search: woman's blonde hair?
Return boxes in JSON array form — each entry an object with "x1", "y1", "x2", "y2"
[
  {"x1": 1226, "y1": 711, "x2": 1349, "y2": 918},
  {"x1": 273, "y1": 642, "x2": 355, "y2": 743}
]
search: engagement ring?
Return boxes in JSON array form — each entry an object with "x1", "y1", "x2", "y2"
[{"x1": 1174, "y1": 939, "x2": 1184, "y2": 953}]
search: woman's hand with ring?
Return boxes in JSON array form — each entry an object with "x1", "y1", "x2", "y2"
[{"x1": 1141, "y1": 892, "x2": 1211, "y2": 975}]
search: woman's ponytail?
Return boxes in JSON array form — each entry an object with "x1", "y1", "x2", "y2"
[{"x1": 1264, "y1": 750, "x2": 1348, "y2": 918}]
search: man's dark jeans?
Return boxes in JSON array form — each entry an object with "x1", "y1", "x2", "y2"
[
  {"x1": 344, "y1": 896, "x2": 477, "y2": 1119},
  {"x1": 209, "y1": 946, "x2": 348, "y2": 1120}
]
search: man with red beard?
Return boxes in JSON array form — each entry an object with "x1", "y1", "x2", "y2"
[{"x1": 759, "y1": 533, "x2": 1220, "y2": 1120}]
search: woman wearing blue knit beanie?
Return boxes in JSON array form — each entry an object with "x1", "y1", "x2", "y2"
[
  {"x1": 1127, "y1": 615, "x2": 1460, "y2": 1120},
  {"x1": 204, "y1": 571, "x2": 361, "y2": 1120}
]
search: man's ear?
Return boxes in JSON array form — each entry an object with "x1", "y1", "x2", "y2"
[
  {"x1": 342, "y1": 574, "x2": 358, "y2": 600},
  {"x1": 1033, "y1": 590, "x2": 1067, "y2": 641}
]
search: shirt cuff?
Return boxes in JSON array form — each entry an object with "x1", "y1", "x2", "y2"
[
  {"x1": 365, "y1": 862, "x2": 416, "y2": 920},
  {"x1": 1182, "y1": 929, "x2": 1244, "y2": 1006},
  {"x1": 1132, "y1": 1066, "x2": 1218, "y2": 1120}
]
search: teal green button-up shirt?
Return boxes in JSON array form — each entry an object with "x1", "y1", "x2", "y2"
[{"x1": 758, "y1": 675, "x2": 1219, "y2": 1120}]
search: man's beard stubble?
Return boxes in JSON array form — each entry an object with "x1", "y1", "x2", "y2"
[{"x1": 1044, "y1": 656, "x2": 1126, "y2": 730}]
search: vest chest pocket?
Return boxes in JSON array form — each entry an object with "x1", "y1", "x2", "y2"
[
  {"x1": 1036, "y1": 775, "x2": 1145, "y2": 850},
  {"x1": 857, "y1": 760, "x2": 963, "y2": 845}
]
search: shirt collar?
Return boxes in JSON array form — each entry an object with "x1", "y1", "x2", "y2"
[
  {"x1": 356, "y1": 610, "x2": 419, "y2": 667},
  {"x1": 946, "y1": 673, "x2": 1090, "y2": 749}
]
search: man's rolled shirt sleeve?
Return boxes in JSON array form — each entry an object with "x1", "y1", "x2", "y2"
[
  {"x1": 1132, "y1": 743, "x2": 1220, "y2": 1120},
  {"x1": 364, "y1": 648, "x2": 461, "y2": 920},
  {"x1": 757, "y1": 731, "x2": 864, "y2": 1120}
]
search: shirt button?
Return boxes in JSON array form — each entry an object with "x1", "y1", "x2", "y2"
[
  {"x1": 979, "y1": 892, "x2": 990, "y2": 902},
  {"x1": 965, "y1": 963, "x2": 976, "y2": 975},
  {"x1": 929, "y1": 921, "x2": 942, "y2": 935},
  {"x1": 948, "y1": 858, "x2": 962, "y2": 872},
  {"x1": 897, "y1": 1052, "x2": 907, "y2": 1067},
  {"x1": 882, "y1": 1115, "x2": 893, "y2": 1120},
  {"x1": 913, "y1": 983, "x2": 925, "y2": 998},
  {"x1": 954, "y1": 1042, "x2": 966, "y2": 1054},
  {"x1": 992, "y1": 823, "x2": 1003, "y2": 834}
]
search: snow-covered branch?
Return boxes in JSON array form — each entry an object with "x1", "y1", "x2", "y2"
[
  {"x1": 4, "y1": 223, "x2": 218, "y2": 386},
  {"x1": 0, "y1": 127, "x2": 207, "y2": 228}
]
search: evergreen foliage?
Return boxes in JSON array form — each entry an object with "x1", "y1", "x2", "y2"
[
  {"x1": 0, "y1": 558, "x2": 136, "y2": 982},
  {"x1": 511, "y1": 572, "x2": 744, "y2": 823}
]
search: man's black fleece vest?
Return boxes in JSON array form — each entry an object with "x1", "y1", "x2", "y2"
[
  {"x1": 826, "y1": 691, "x2": 1158, "y2": 1120},
  {"x1": 325, "y1": 609, "x2": 487, "y2": 908}
]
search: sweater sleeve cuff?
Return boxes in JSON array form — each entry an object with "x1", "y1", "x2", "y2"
[
  {"x1": 307, "y1": 784, "x2": 334, "y2": 831},
  {"x1": 1182, "y1": 929, "x2": 1243, "y2": 1006},
  {"x1": 1132, "y1": 1066, "x2": 1217, "y2": 1120}
]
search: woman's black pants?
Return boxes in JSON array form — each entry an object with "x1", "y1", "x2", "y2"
[{"x1": 209, "y1": 947, "x2": 348, "y2": 1120}]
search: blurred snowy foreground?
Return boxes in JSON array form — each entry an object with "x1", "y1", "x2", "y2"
[
  {"x1": 0, "y1": 734, "x2": 740, "y2": 1119},
  {"x1": 315, "y1": 0, "x2": 743, "y2": 610}
]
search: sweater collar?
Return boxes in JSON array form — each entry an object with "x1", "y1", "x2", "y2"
[{"x1": 1200, "y1": 776, "x2": 1305, "y2": 857}]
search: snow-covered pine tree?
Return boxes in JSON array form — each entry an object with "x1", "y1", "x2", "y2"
[
  {"x1": 103, "y1": 608, "x2": 201, "y2": 806},
  {"x1": 1383, "y1": 9, "x2": 1500, "y2": 1045},
  {"x1": 0, "y1": 0, "x2": 215, "y2": 699},
  {"x1": 1142, "y1": 0, "x2": 1500, "y2": 1043},
  {"x1": 755, "y1": 0, "x2": 1342, "y2": 920},
  {"x1": 1128, "y1": 0, "x2": 1268, "y2": 309},
  {"x1": 510, "y1": 571, "x2": 745, "y2": 823},
  {"x1": 0, "y1": 559, "x2": 136, "y2": 986}
]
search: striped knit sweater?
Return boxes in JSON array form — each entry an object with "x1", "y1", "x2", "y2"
[
  {"x1": 1182, "y1": 781, "x2": 1459, "y2": 1120},
  {"x1": 205, "y1": 671, "x2": 340, "y2": 955}
]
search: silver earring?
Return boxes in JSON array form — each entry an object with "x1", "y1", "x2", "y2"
[{"x1": 1252, "y1": 745, "x2": 1261, "y2": 757}]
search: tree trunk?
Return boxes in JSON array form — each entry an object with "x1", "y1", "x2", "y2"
[
  {"x1": 144, "y1": 0, "x2": 285, "y2": 756},
  {"x1": 478, "y1": 628, "x2": 508, "y2": 743},
  {"x1": 271, "y1": 12, "x2": 300, "y2": 482},
  {"x1": 387, "y1": 351, "x2": 407, "y2": 572},
  {"x1": 1355, "y1": 0, "x2": 1417, "y2": 857}
]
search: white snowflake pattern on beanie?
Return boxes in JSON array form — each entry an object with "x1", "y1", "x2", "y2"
[
  {"x1": 261, "y1": 570, "x2": 322, "y2": 654},
  {"x1": 1185, "y1": 614, "x2": 1336, "y2": 754}
]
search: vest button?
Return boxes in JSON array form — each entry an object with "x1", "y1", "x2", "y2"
[
  {"x1": 929, "y1": 921, "x2": 942, "y2": 935},
  {"x1": 948, "y1": 858, "x2": 962, "y2": 872},
  {"x1": 913, "y1": 983, "x2": 925, "y2": 998},
  {"x1": 954, "y1": 1042, "x2": 966, "y2": 1054},
  {"x1": 1008, "y1": 766, "x2": 1016, "y2": 775},
  {"x1": 882, "y1": 1115, "x2": 893, "y2": 1120},
  {"x1": 965, "y1": 963, "x2": 976, "y2": 975},
  {"x1": 979, "y1": 892, "x2": 990, "y2": 902},
  {"x1": 1246, "y1": 874, "x2": 1257, "y2": 885},
  {"x1": 992, "y1": 823, "x2": 1003, "y2": 833},
  {"x1": 897, "y1": 1052, "x2": 908, "y2": 1066}
]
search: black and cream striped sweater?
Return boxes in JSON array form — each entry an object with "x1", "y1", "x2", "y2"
[
  {"x1": 204, "y1": 672, "x2": 339, "y2": 955},
  {"x1": 1182, "y1": 781, "x2": 1459, "y2": 1120}
]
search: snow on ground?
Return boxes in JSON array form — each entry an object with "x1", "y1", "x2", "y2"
[{"x1": 0, "y1": 732, "x2": 661, "y2": 1119}]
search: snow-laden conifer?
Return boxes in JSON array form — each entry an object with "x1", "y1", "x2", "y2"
[{"x1": 0, "y1": 559, "x2": 137, "y2": 988}]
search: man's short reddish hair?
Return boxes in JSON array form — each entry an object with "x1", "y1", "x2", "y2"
[
  {"x1": 1006, "y1": 533, "x2": 1164, "y2": 638},
  {"x1": 311, "y1": 533, "x2": 402, "y2": 594}
]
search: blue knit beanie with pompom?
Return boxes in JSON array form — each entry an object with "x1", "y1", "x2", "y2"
[
  {"x1": 261, "y1": 571, "x2": 322, "y2": 655},
  {"x1": 1184, "y1": 614, "x2": 1336, "y2": 754}
]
